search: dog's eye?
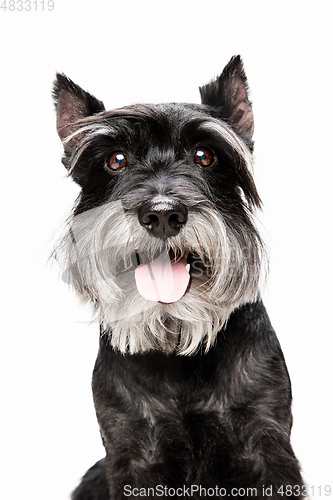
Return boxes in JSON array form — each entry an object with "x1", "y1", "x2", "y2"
[
  {"x1": 194, "y1": 148, "x2": 215, "y2": 167},
  {"x1": 107, "y1": 152, "x2": 127, "y2": 171}
]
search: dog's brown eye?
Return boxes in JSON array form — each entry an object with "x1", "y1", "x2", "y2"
[
  {"x1": 194, "y1": 148, "x2": 215, "y2": 167},
  {"x1": 107, "y1": 152, "x2": 127, "y2": 170}
]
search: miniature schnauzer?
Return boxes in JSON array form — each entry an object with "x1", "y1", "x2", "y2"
[{"x1": 53, "y1": 56, "x2": 304, "y2": 499}]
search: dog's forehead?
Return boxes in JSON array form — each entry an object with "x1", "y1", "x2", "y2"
[
  {"x1": 97, "y1": 102, "x2": 210, "y2": 132},
  {"x1": 101, "y1": 103, "x2": 251, "y2": 164},
  {"x1": 77, "y1": 102, "x2": 249, "y2": 157}
]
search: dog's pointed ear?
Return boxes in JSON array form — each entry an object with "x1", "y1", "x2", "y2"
[
  {"x1": 200, "y1": 55, "x2": 254, "y2": 147},
  {"x1": 53, "y1": 73, "x2": 105, "y2": 142}
]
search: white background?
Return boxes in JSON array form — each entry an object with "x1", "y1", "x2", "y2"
[{"x1": 1, "y1": 1, "x2": 332, "y2": 499}]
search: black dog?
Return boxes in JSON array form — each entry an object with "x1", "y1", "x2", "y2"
[{"x1": 53, "y1": 56, "x2": 304, "y2": 499}]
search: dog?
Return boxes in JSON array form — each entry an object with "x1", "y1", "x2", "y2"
[{"x1": 53, "y1": 56, "x2": 305, "y2": 499}]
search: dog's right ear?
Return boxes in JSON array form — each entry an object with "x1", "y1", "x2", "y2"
[
  {"x1": 53, "y1": 73, "x2": 105, "y2": 143},
  {"x1": 199, "y1": 56, "x2": 254, "y2": 149}
]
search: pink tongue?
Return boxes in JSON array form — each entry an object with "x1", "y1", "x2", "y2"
[{"x1": 135, "y1": 251, "x2": 190, "y2": 303}]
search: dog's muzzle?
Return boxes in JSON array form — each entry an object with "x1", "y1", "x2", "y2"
[{"x1": 134, "y1": 198, "x2": 190, "y2": 303}]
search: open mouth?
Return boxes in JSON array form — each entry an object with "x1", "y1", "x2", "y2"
[{"x1": 133, "y1": 248, "x2": 192, "y2": 303}]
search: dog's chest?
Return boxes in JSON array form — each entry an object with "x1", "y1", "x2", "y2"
[{"x1": 92, "y1": 340, "x2": 227, "y2": 427}]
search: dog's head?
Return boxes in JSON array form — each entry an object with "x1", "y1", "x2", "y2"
[{"x1": 53, "y1": 56, "x2": 265, "y2": 355}]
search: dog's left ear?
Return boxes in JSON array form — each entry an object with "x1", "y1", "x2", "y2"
[
  {"x1": 200, "y1": 55, "x2": 254, "y2": 148},
  {"x1": 53, "y1": 73, "x2": 105, "y2": 143}
]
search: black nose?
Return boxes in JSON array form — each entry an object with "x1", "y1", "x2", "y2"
[{"x1": 138, "y1": 200, "x2": 188, "y2": 239}]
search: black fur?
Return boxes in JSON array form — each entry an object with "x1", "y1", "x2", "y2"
[
  {"x1": 53, "y1": 56, "x2": 304, "y2": 499},
  {"x1": 90, "y1": 302, "x2": 302, "y2": 496}
]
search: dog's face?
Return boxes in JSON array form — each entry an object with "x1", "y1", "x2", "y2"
[{"x1": 53, "y1": 56, "x2": 265, "y2": 355}]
